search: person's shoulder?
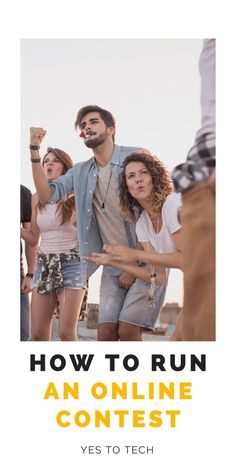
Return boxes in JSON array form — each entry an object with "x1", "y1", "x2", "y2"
[
  {"x1": 73, "y1": 157, "x2": 95, "y2": 171},
  {"x1": 164, "y1": 192, "x2": 182, "y2": 207},
  {"x1": 119, "y1": 145, "x2": 148, "y2": 155},
  {"x1": 21, "y1": 184, "x2": 31, "y2": 197},
  {"x1": 136, "y1": 210, "x2": 149, "y2": 240},
  {"x1": 136, "y1": 209, "x2": 147, "y2": 228},
  {"x1": 163, "y1": 192, "x2": 181, "y2": 211}
]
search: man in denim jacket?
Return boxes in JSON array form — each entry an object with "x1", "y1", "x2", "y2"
[{"x1": 30, "y1": 106, "x2": 167, "y2": 340}]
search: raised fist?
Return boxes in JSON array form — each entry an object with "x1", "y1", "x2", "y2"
[{"x1": 30, "y1": 127, "x2": 46, "y2": 147}]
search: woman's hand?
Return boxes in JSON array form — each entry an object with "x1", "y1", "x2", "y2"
[
  {"x1": 30, "y1": 127, "x2": 46, "y2": 147},
  {"x1": 21, "y1": 276, "x2": 33, "y2": 294},
  {"x1": 82, "y1": 252, "x2": 114, "y2": 266},
  {"x1": 103, "y1": 243, "x2": 139, "y2": 262}
]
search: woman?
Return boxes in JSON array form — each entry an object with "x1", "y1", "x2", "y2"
[
  {"x1": 21, "y1": 146, "x2": 86, "y2": 341},
  {"x1": 83, "y1": 151, "x2": 182, "y2": 335}
]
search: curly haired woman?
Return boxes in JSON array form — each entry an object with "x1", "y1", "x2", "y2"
[{"x1": 84, "y1": 151, "x2": 182, "y2": 338}]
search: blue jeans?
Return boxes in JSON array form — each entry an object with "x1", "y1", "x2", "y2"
[
  {"x1": 20, "y1": 275, "x2": 30, "y2": 341},
  {"x1": 32, "y1": 257, "x2": 86, "y2": 290}
]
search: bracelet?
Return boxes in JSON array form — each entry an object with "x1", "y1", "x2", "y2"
[
  {"x1": 148, "y1": 272, "x2": 156, "y2": 306},
  {"x1": 150, "y1": 272, "x2": 157, "y2": 283},
  {"x1": 29, "y1": 145, "x2": 40, "y2": 150},
  {"x1": 31, "y1": 157, "x2": 41, "y2": 163},
  {"x1": 26, "y1": 273, "x2": 34, "y2": 278}
]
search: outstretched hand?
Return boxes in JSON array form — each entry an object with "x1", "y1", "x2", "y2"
[
  {"x1": 30, "y1": 127, "x2": 46, "y2": 147},
  {"x1": 82, "y1": 252, "x2": 114, "y2": 266},
  {"x1": 103, "y1": 243, "x2": 139, "y2": 263}
]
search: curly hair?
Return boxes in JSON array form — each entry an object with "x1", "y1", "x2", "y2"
[
  {"x1": 119, "y1": 151, "x2": 173, "y2": 221},
  {"x1": 38, "y1": 147, "x2": 75, "y2": 225}
]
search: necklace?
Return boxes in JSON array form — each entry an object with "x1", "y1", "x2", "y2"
[{"x1": 97, "y1": 169, "x2": 113, "y2": 214}]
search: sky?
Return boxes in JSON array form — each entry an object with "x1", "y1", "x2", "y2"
[{"x1": 21, "y1": 38, "x2": 203, "y2": 305}]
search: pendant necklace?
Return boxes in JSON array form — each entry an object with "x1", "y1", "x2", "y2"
[{"x1": 97, "y1": 169, "x2": 113, "y2": 214}]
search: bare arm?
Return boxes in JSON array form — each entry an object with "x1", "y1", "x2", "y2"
[
  {"x1": 21, "y1": 194, "x2": 40, "y2": 246},
  {"x1": 104, "y1": 229, "x2": 183, "y2": 270},
  {"x1": 29, "y1": 127, "x2": 52, "y2": 204},
  {"x1": 24, "y1": 233, "x2": 38, "y2": 274},
  {"x1": 21, "y1": 220, "x2": 38, "y2": 293},
  {"x1": 109, "y1": 259, "x2": 166, "y2": 285},
  {"x1": 82, "y1": 253, "x2": 166, "y2": 285}
]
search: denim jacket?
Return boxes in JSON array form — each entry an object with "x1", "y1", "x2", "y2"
[{"x1": 49, "y1": 144, "x2": 143, "y2": 282}]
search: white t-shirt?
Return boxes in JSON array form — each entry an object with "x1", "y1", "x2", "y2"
[{"x1": 136, "y1": 193, "x2": 182, "y2": 254}]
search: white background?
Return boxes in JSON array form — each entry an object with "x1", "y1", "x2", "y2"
[{"x1": 0, "y1": 1, "x2": 235, "y2": 456}]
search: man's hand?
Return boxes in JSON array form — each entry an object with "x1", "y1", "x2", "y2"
[
  {"x1": 118, "y1": 271, "x2": 135, "y2": 289},
  {"x1": 21, "y1": 276, "x2": 33, "y2": 294},
  {"x1": 30, "y1": 127, "x2": 46, "y2": 146},
  {"x1": 103, "y1": 243, "x2": 139, "y2": 262}
]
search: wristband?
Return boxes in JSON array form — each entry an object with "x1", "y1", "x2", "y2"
[
  {"x1": 26, "y1": 273, "x2": 34, "y2": 278},
  {"x1": 31, "y1": 157, "x2": 41, "y2": 163},
  {"x1": 29, "y1": 145, "x2": 40, "y2": 150},
  {"x1": 150, "y1": 272, "x2": 157, "y2": 283}
]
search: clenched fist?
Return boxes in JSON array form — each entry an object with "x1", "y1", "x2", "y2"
[{"x1": 30, "y1": 127, "x2": 46, "y2": 147}]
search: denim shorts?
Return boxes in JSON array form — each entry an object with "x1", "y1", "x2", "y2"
[
  {"x1": 98, "y1": 266, "x2": 168, "y2": 330},
  {"x1": 32, "y1": 257, "x2": 86, "y2": 291}
]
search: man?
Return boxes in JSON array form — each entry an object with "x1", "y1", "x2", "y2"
[
  {"x1": 20, "y1": 185, "x2": 37, "y2": 341},
  {"x1": 171, "y1": 39, "x2": 215, "y2": 341},
  {"x1": 29, "y1": 106, "x2": 167, "y2": 340}
]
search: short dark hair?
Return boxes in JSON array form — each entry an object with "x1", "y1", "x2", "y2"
[{"x1": 74, "y1": 105, "x2": 116, "y2": 131}]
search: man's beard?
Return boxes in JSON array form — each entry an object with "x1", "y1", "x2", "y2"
[{"x1": 85, "y1": 131, "x2": 107, "y2": 149}]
